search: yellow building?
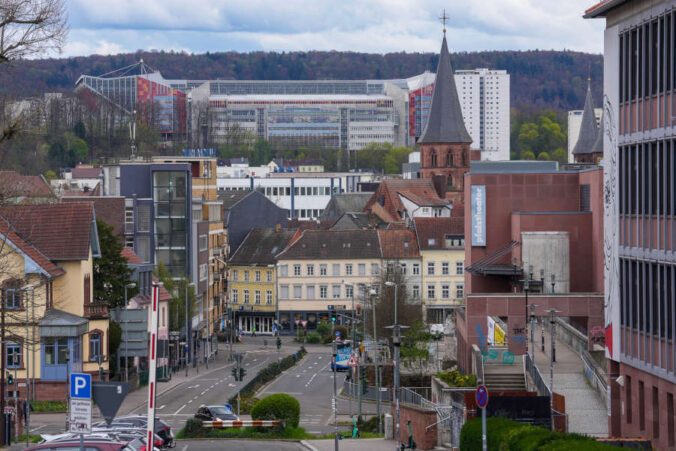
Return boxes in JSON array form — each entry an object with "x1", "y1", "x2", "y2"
[
  {"x1": 276, "y1": 229, "x2": 381, "y2": 333},
  {"x1": 414, "y1": 218, "x2": 466, "y2": 323},
  {"x1": 0, "y1": 203, "x2": 107, "y2": 401},
  {"x1": 227, "y1": 228, "x2": 298, "y2": 335}
]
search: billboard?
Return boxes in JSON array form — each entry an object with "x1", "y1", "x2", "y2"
[{"x1": 471, "y1": 185, "x2": 486, "y2": 246}]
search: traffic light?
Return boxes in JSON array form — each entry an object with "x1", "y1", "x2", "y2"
[
  {"x1": 238, "y1": 367, "x2": 246, "y2": 380},
  {"x1": 7, "y1": 373, "x2": 13, "y2": 386},
  {"x1": 356, "y1": 305, "x2": 361, "y2": 316},
  {"x1": 331, "y1": 311, "x2": 336, "y2": 322},
  {"x1": 231, "y1": 367, "x2": 238, "y2": 380},
  {"x1": 276, "y1": 337, "x2": 282, "y2": 350}
]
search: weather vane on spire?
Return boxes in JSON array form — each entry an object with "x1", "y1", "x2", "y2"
[{"x1": 439, "y1": 9, "x2": 449, "y2": 35}]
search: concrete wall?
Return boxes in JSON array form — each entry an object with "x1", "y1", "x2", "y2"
[{"x1": 521, "y1": 231, "x2": 570, "y2": 293}]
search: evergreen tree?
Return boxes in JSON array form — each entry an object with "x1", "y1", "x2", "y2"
[{"x1": 93, "y1": 219, "x2": 135, "y2": 306}]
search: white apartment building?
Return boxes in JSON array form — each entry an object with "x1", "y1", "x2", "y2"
[{"x1": 567, "y1": 108, "x2": 603, "y2": 163}]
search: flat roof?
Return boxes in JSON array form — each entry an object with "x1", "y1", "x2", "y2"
[
  {"x1": 470, "y1": 160, "x2": 559, "y2": 174},
  {"x1": 209, "y1": 94, "x2": 392, "y2": 102}
]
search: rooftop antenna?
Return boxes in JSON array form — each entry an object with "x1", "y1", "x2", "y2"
[
  {"x1": 439, "y1": 9, "x2": 449, "y2": 36},
  {"x1": 129, "y1": 109, "x2": 137, "y2": 159}
]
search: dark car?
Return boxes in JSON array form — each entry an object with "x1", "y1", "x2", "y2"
[
  {"x1": 195, "y1": 405, "x2": 239, "y2": 422},
  {"x1": 93, "y1": 416, "x2": 173, "y2": 448}
]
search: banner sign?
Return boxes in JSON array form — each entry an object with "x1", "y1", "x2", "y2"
[{"x1": 471, "y1": 185, "x2": 486, "y2": 246}]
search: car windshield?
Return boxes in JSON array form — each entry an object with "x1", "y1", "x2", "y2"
[{"x1": 210, "y1": 406, "x2": 234, "y2": 415}]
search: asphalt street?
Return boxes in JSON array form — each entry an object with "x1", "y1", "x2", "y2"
[{"x1": 175, "y1": 439, "x2": 305, "y2": 450}]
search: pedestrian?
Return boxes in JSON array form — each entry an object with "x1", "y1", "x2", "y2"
[{"x1": 252, "y1": 327, "x2": 257, "y2": 337}]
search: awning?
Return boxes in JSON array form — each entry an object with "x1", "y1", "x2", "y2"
[{"x1": 39, "y1": 309, "x2": 89, "y2": 338}]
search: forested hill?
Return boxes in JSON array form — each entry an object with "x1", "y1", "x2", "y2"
[{"x1": 1, "y1": 49, "x2": 602, "y2": 112}]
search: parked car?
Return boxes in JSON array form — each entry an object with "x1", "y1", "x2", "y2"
[
  {"x1": 93, "y1": 415, "x2": 174, "y2": 448},
  {"x1": 194, "y1": 405, "x2": 239, "y2": 422},
  {"x1": 27, "y1": 438, "x2": 128, "y2": 450}
]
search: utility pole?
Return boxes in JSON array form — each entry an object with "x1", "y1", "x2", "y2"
[
  {"x1": 332, "y1": 340, "x2": 339, "y2": 451},
  {"x1": 25, "y1": 286, "x2": 34, "y2": 448},
  {"x1": 1, "y1": 289, "x2": 6, "y2": 446},
  {"x1": 547, "y1": 308, "x2": 559, "y2": 430},
  {"x1": 124, "y1": 283, "x2": 136, "y2": 383},
  {"x1": 384, "y1": 281, "x2": 407, "y2": 450}
]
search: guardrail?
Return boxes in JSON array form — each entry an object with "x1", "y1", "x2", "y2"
[
  {"x1": 400, "y1": 386, "x2": 435, "y2": 409},
  {"x1": 525, "y1": 354, "x2": 551, "y2": 397},
  {"x1": 201, "y1": 420, "x2": 279, "y2": 428},
  {"x1": 343, "y1": 380, "x2": 392, "y2": 402}
]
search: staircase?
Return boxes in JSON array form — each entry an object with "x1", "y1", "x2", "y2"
[{"x1": 483, "y1": 355, "x2": 527, "y2": 392}]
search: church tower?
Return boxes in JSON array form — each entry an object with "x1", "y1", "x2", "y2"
[
  {"x1": 572, "y1": 79, "x2": 602, "y2": 164},
  {"x1": 418, "y1": 32, "x2": 473, "y2": 213}
]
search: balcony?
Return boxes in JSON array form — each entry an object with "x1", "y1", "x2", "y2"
[{"x1": 84, "y1": 303, "x2": 109, "y2": 318}]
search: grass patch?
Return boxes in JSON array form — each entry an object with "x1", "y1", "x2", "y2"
[
  {"x1": 30, "y1": 401, "x2": 67, "y2": 413},
  {"x1": 178, "y1": 425, "x2": 310, "y2": 440},
  {"x1": 17, "y1": 433, "x2": 42, "y2": 443}
]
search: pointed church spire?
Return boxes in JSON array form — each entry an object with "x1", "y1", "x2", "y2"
[
  {"x1": 418, "y1": 35, "x2": 472, "y2": 144},
  {"x1": 572, "y1": 79, "x2": 598, "y2": 155}
]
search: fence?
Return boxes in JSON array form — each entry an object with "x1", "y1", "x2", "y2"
[
  {"x1": 343, "y1": 380, "x2": 392, "y2": 402},
  {"x1": 524, "y1": 354, "x2": 551, "y2": 397},
  {"x1": 399, "y1": 387, "x2": 435, "y2": 409}
]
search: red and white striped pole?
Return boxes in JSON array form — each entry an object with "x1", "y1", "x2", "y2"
[{"x1": 146, "y1": 283, "x2": 160, "y2": 448}]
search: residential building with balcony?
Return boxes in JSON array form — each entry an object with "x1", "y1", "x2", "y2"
[
  {"x1": 275, "y1": 229, "x2": 382, "y2": 333},
  {"x1": 0, "y1": 202, "x2": 107, "y2": 400},
  {"x1": 414, "y1": 217, "x2": 466, "y2": 323},
  {"x1": 227, "y1": 228, "x2": 298, "y2": 335}
]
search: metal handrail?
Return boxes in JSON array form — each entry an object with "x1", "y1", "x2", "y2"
[{"x1": 525, "y1": 353, "x2": 551, "y2": 397}]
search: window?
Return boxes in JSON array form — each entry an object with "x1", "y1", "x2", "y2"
[
  {"x1": 293, "y1": 265, "x2": 301, "y2": 276},
  {"x1": 455, "y1": 283, "x2": 464, "y2": 299},
  {"x1": 412, "y1": 264, "x2": 420, "y2": 275},
  {"x1": 307, "y1": 285, "x2": 315, "y2": 299},
  {"x1": 279, "y1": 265, "x2": 288, "y2": 277},
  {"x1": 445, "y1": 235, "x2": 465, "y2": 248},
  {"x1": 345, "y1": 264, "x2": 353, "y2": 276},
  {"x1": 358, "y1": 264, "x2": 366, "y2": 276},
  {"x1": 294, "y1": 285, "x2": 302, "y2": 299},
  {"x1": 279, "y1": 285, "x2": 289, "y2": 299},
  {"x1": 5, "y1": 289, "x2": 21, "y2": 310},
  {"x1": 456, "y1": 261, "x2": 464, "y2": 275},
  {"x1": 255, "y1": 270, "x2": 261, "y2": 282},
  {"x1": 427, "y1": 262, "x2": 435, "y2": 275},
  {"x1": 332, "y1": 285, "x2": 341, "y2": 298},
  {"x1": 371, "y1": 263, "x2": 379, "y2": 275},
  {"x1": 307, "y1": 264, "x2": 314, "y2": 276},
  {"x1": 320, "y1": 286, "x2": 328, "y2": 299},
  {"x1": 400, "y1": 263, "x2": 407, "y2": 275},
  {"x1": 412, "y1": 285, "x2": 420, "y2": 299},
  {"x1": 345, "y1": 285, "x2": 354, "y2": 298},
  {"x1": 266, "y1": 290, "x2": 272, "y2": 304},
  {"x1": 255, "y1": 290, "x2": 261, "y2": 305},
  {"x1": 427, "y1": 284, "x2": 436, "y2": 299},
  {"x1": 320, "y1": 264, "x2": 327, "y2": 276},
  {"x1": 332, "y1": 264, "x2": 340, "y2": 276},
  {"x1": 232, "y1": 289, "x2": 238, "y2": 304},
  {"x1": 243, "y1": 290, "x2": 250, "y2": 304},
  {"x1": 6, "y1": 343, "x2": 21, "y2": 368},
  {"x1": 89, "y1": 331, "x2": 102, "y2": 362},
  {"x1": 266, "y1": 271, "x2": 272, "y2": 282},
  {"x1": 199, "y1": 235, "x2": 208, "y2": 252},
  {"x1": 428, "y1": 238, "x2": 436, "y2": 246},
  {"x1": 199, "y1": 264, "x2": 207, "y2": 281},
  {"x1": 441, "y1": 284, "x2": 450, "y2": 299},
  {"x1": 243, "y1": 271, "x2": 250, "y2": 282},
  {"x1": 232, "y1": 270, "x2": 238, "y2": 281},
  {"x1": 441, "y1": 262, "x2": 449, "y2": 275}
]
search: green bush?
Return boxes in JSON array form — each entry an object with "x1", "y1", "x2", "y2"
[
  {"x1": 306, "y1": 332, "x2": 322, "y2": 344},
  {"x1": 460, "y1": 417, "x2": 521, "y2": 451},
  {"x1": 251, "y1": 393, "x2": 301, "y2": 428},
  {"x1": 316, "y1": 321, "x2": 331, "y2": 337},
  {"x1": 183, "y1": 418, "x2": 205, "y2": 438},
  {"x1": 237, "y1": 396, "x2": 260, "y2": 415},
  {"x1": 436, "y1": 369, "x2": 477, "y2": 387}
]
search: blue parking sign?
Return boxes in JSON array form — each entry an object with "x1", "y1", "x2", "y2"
[{"x1": 70, "y1": 373, "x2": 92, "y2": 399}]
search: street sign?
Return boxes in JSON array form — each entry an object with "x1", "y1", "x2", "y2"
[
  {"x1": 476, "y1": 385, "x2": 489, "y2": 409},
  {"x1": 347, "y1": 355, "x2": 358, "y2": 367},
  {"x1": 93, "y1": 382, "x2": 130, "y2": 427},
  {"x1": 301, "y1": 320, "x2": 308, "y2": 327},
  {"x1": 70, "y1": 373, "x2": 92, "y2": 399},
  {"x1": 69, "y1": 398, "x2": 92, "y2": 434},
  {"x1": 3, "y1": 407, "x2": 14, "y2": 415},
  {"x1": 335, "y1": 331, "x2": 341, "y2": 338},
  {"x1": 294, "y1": 319, "x2": 300, "y2": 326}
]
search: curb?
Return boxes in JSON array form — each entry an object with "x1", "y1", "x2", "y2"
[{"x1": 299, "y1": 440, "x2": 320, "y2": 451}]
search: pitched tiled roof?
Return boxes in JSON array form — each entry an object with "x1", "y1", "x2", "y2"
[
  {"x1": 378, "y1": 229, "x2": 420, "y2": 259},
  {"x1": 71, "y1": 166, "x2": 102, "y2": 179},
  {"x1": 365, "y1": 179, "x2": 448, "y2": 222},
  {"x1": 0, "y1": 218, "x2": 65, "y2": 277},
  {"x1": 572, "y1": 82, "x2": 598, "y2": 155},
  {"x1": 414, "y1": 217, "x2": 464, "y2": 250},
  {"x1": 229, "y1": 228, "x2": 298, "y2": 266},
  {"x1": 0, "y1": 203, "x2": 95, "y2": 261},
  {"x1": 61, "y1": 196, "x2": 124, "y2": 238},
  {"x1": 418, "y1": 36, "x2": 472, "y2": 144},
  {"x1": 0, "y1": 171, "x2": 55, "y2": 201},
  {"x1": 218, "y1": 189, "x2": 252, "y2": 210},
  {"x1": 120, "y1": 247, "x2": 143, "y2": 264},
  {"x1": 133, "y1": 278, "x2": 172, "y2": 304},
  {"x1": 277, "y1": 229, "x2": 381, "y2": 260},
  {"x1": 590, "y1": 118, "x2": 604, "y2": 155}
]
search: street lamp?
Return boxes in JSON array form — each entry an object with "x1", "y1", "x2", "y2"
[
  {"x1": 123, "y1": 283, "x2": 136, "y2": 383},
  {"x1": 384, "y1": 281, "x2": 408, "y2": 449},
  {"x1": 185, "y1": 282, "x2": 195, "y2": 376},
  {"x1": 547, "y1": 308, "x2": 560, "y2": 430},
  {"x1": 22, "y1": 285, "x2": 34, "y2": 448}
]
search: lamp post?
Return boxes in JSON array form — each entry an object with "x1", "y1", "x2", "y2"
[
  {"x1": 343, "y1": 282, "x2": 355, "y2": 418},
  {"x1": 185, "y1": 282, "x2": 194, "y2": 377},
  {"x1": 124, "y1": 283, "x2": 136, "y2": 383},
  {"x1": 369, "y1": 288, "x2": 382, "y2": 436},
  {"x1": 332, "y1": 339, "x2": 339, "y2": 451},
  {"x1": 384, "y1": 281, "x2": 407, "y2": 449},
  {"x1": 547, "y1": 308, "x2": 559, "y2": 430},
  {"x1": 23, "y1": 285, "x2": 33, "y2": 448}
]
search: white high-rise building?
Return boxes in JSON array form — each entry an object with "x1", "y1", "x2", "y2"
[
  {"x1": 455, "y1": 69, "x2": 510, "y2": 161},
  {"x1": 567, "y1": 108, "x2": 602, "y2": 163}
]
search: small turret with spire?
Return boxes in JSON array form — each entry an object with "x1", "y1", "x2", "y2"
[{"x1": 572, "y1": 72, "x2": 602, "y2": 164}]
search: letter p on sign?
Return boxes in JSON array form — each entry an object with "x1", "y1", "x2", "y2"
[{"x1": 70, "y1": 373, "x2": 92, "y2": 399}]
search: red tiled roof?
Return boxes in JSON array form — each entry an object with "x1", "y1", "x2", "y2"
[
  {"x1": 153, "y1": 276, "x2": 172, "y2": 301},
  {"x1": 62, "y1": 196, "x2": 124, "y2": 238},
  {"x1": 365, "y1": 179, "x2": 448, "y2": 222},
  {"x1": 414, "y1": 217, "x2": 464, "y2": 250},
  {"x1": 0, "y1": 203, "x2": 95, "y2": 261},
  {"x1": 0, "y1": 218, "x2": 64, "y2": 277},
  {"x1": 378, "y1": 229, "x2": 420, "y2": 259},
  {"x1": 71, "y1": 167, "x2": 102, "y2": 179},
  {"x1": 120, "y1": 247, "x2": 143, "y2": 264},
  {"x1": 0, "y1": 171, "x2": 55, "y2": 201}
]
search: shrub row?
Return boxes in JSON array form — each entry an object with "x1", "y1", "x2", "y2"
[
  {"x1": 435, "y1": 369, "x2": 477, "y2": 388},
  {"x1": 460, "y1": 417, "x2": 617, "y2": 451},
  {"x1": 228, "y1": 346, "x2": 307, "y2": 406}
]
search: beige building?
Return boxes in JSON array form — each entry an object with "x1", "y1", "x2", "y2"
[
  {"x1": 415, "y1": 218, "x2": 465, "y2": 323},
  {"x1": 276, "y1": 229, "x2": 382, "y2": 333}
]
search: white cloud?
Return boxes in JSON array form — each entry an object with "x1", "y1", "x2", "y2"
[{"x1": 60, "y1": 0, "x2": 605, "y2": 57}]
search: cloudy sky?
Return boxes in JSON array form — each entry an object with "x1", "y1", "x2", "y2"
[{"x1": 61, "y1": 0, "x2": 606, "y2": 58}]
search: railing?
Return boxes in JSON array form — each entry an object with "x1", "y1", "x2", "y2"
[
  {"x1": 524, "y1": 353, "x2": 551, "y2": 397},
  {"x1": 580, "y1": 348, "x2": 608, "y2": 398},
  {"x1": 471, "y1": 345, "x2": 484, "y2": 384},
  {"x1": 400, "y1": 386, "x2": 435, "y2": 409},
  {"x1": 343, "y1": 379, "x2": 392, "y2": 402},
  {"x1": 84, "y1": 303, "x2": 109, "y2": 318},
  {"x1": 555, "y1": 317, "x2": 588, "y2": 353}
]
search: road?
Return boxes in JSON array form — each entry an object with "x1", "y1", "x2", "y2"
[{"x1": 175, "y1": 439, "x2": 305, "y2": 450}]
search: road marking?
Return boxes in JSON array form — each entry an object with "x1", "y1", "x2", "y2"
[
  {"x1": 187, "y1": 384, "x2": 200, "y2": 389},
  {"x1": 158, "y1": 405, "x2": 165, "y2": 410},
  {"x1": 201, "y1": 390, "x2": 207, "y2": 395},
  {"x1": 174, "y1": 404, "x2": 186, "y2": 415},
  {"x1": 181, "y1": 445, "x2": 188, "y2": 451},
  {"x1": 187, "y1": 400, "x2": 192, "y2": 404}
]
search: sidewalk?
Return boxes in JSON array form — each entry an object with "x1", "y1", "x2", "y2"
[
  {"x1": 532, "y1": 326, "x2": 608, "y2": 437},
  {"x1": 302, "y1": 438, "x2": 397, "y2": 451}
]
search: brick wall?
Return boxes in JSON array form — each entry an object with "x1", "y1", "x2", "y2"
[{"x1": 392, "y1": 403, "x2": 438, "y2": 450}]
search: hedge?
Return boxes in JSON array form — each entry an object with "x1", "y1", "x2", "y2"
[
  {"x1": 228, "y1": 346, "x2": 307, "y2": 405},
  {"x1": 460, "y1": 417, "x2": 618, "y2": 451},
  {"x1": 251, "y1": 393, "x2": 300, "y2": 428}
]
